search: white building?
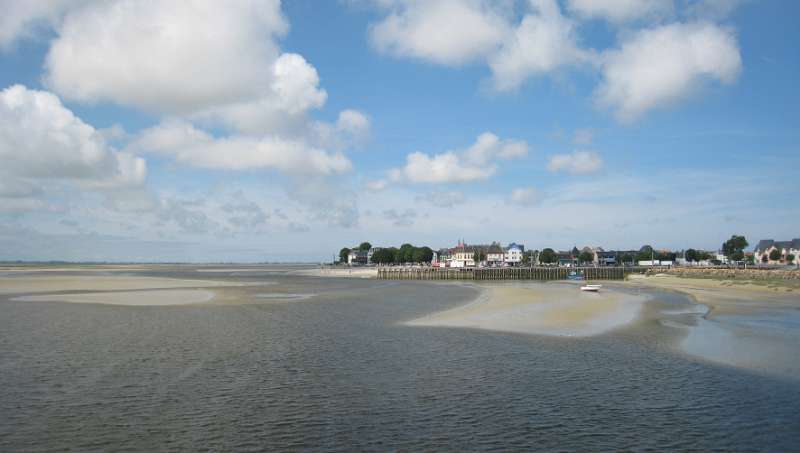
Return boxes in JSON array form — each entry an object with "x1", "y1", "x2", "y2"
[
  {"x1": 486, "y1": 243, "x2": 505, "y2": 266},
  {"x1": 505, "y1": 243, "x2": 524, "y2": 266}
]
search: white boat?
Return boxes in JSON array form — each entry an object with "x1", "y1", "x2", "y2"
[{"x1": 580, "y1": 284, "x2": 602, "y2": 292}]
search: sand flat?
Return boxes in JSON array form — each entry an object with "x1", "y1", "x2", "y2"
[
  {"x1": 408, "y1": 283, "x2": 648, "y2": 337},
  {"x1": 12, "y1": 289, "x2": 216, "y2": 306},
  {"x1": 0, "y1": 275, "x2": 246, "y2": 295}
]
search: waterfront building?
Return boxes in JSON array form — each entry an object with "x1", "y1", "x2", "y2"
[
  {"x1": 505, "y1": 243, "x2": 524, "y2": 266},
  {"x1": 487, "y1": 243, "x2": 505, "y2": 266},
  {"x1": 754, "y1": 239, "x2": 800, "y2": 264}
]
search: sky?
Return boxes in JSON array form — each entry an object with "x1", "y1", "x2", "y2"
[{"x1": 0, "y1": 0, "x2": 798, "y2": 262}]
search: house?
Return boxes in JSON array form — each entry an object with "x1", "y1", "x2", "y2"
[
  {"x1": 486, "y1": 242, "x2": 505, "y2": 266},
  {"x1": 448, "y1": 239, "x2": 475, "y2": 268},
  {"x1": 505, "y1": 243, "x2": 524, "y2": 266},
  {"x1": 754, "y1": 239, "x2": 800, "y2": 265},
  {"x1": 557, "y1": 251, "x2": 577, "y2": 267},
  {"x1": 596, "y1": 250, "x2": 617, "y2": 266},
  {"x1": 347, "y1": 247, "x2": 380, "y2": 265}
]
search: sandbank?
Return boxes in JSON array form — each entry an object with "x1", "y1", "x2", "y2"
[
  {"x1": 12, "y1": 289, "x2": 216, "y2": 306},
  {"x1": 627, "y1": 274, "x2": 800, "y2": 378},
  {"x1": 292, "y1": 267, "x2": 378, "y2": 278},
  {"x1": 408, "y1": 283, "x2": 648, "y2": 337},
  {"x1": 0, "y1": 275, "x2": 246, "y2": 295}
]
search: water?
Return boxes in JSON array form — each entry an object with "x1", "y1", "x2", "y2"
[{"x1": 1, "y1": 267, "x2": 799, "y2": 451}]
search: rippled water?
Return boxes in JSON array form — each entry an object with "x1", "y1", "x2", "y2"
[{"x1": 1, "y1": 267, "x2": 799, "y2": 451}]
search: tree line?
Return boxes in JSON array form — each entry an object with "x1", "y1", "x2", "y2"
[{"x1": 339, "y1": 242, "x2": 434, "y2": 264}]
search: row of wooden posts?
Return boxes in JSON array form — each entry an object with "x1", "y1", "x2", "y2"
[{"x1": 377, "y1": 266, "x2": 649, "y2": 281}]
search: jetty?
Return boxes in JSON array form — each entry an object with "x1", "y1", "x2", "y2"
[{"x1": 377, "y1": 266, "x2": 650, "y2": 281}]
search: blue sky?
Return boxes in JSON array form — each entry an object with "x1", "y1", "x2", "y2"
[{"x1": 0, "y1": 0, "x2": 797, "y2": 262}]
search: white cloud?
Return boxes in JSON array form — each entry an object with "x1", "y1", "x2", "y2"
[
  {"x1": 194, "y1": 52, "x2": 328, "y2": 135},
  {"x1": 388, "y1": 132, "x2": 528, "y2": 184},
  {"x1": 44, "y1": 0, "x2": 288, "y2": 114},
  {"x1": 547, "y1": 150, "x2": 604, "y2": 175},
  {"x1": 0, "y1": 0, "x2": 84, "y2": 49},
  {"x1": 509, "y1": 187, "x2": 539, "y2": 206},
  {"x1": 368, "y1": 0, "x2": 511, "y2": 65},
  {"x1": 489, "y1": 0, "x2": 592, "y2": 91},
  {"x1": 596, "y1": 21, "x2": 742, "y2": 121},
  {"x1": 0, "y1": 85, "x2": 146, "y2": 211},
  {"x1": 566, "y1": 0, "x2": 673, "y2": 23},
  {"x1": 337, "y1": 109, "x2": 371, "y2": 140},
  {"x1": 132, "y1": 119, "x2": 351, "y2": 175}
]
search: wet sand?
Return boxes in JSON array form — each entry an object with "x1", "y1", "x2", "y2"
[
  {"x1": 0, "y1": 275, "x2": 246, "y2": 295},
  {"x1": 292, "y1": 267, "x2": 378, "y2": 278},
  {"x1": 13, "y1": 289, "x2": 216, "y2": 306},
  {"x1": 627, "y1": 274, "x2": 800, "y2": 378},
  {"x1": 408, "y1": 283, "x2": 648, "y2": 337}
]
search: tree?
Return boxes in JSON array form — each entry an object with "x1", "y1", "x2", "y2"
[
  {"x1": 685, "y1": 248, "x2": 698, "y2": 262},
  {"x1": 412, "y1": 246, "x2": 434, "y2": 263},
  {"x1": 358, "y1": 242, "x2": 372, "y2": 252},
  {"x1": 762, "y1": 254, "x2": 769, "y2": 264},
  {"x1": 472, "y1": 249, "x2": 486, "y2": 264},
  {"x1": 398, "y1": 243, "x2": 415, "y2": 263},
  {"x1": 769, "y1": 248, "x2": 782, "y2": 262},
  {"x1": 371, "y1": 248, "x2": 395, "y2": 264},
  {"x1": 540, "y1": 248, "x2": 557, "y2": 264},
  {"x1": 788, "y1": 254, "x2": 796, "y2": 265},
  {"x1": 578, "y1": 251, "x2": 594, "y2": 264},
  {"x1": 571, "y1": 246, "x2": 580, "y2": 258},
  {"x1": 637, "y1": 245, "x2": 654, "y2": 262},
  {"x1": 722, "y1": 235, "x2": 748, "y2": 262},
  {"x1": 339, "y1": 247, "x2": 351, "y2": 263}
]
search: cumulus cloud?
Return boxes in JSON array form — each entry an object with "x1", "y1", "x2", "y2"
[
  {"x1": 596, "y1": 21, "x2": 742, "y2": 121},
  {"x1": 366, "y1": 180, "x2": 388, "y2": 191},
  {"x1": 0, "y1": 0, "x2": 84, "y2": 49},
  {"x1": 0, "y1": 84, "x2": 147, "y2": 212},
  {"x1": 336, "y1": 109, "x2": 371, "y2": 140},
  {"x1": 368, "y1": 0, "x2": 511, "y2": 65},
  {"x1": 44, "y1": 0, "x2": 288, "y2": 114},
  {"x1": 509, "y1": 187, "x2": 539, "y2": 206},
  {"x1": 547, "y1": 150, "x2": 604, "y2": 175},
  {"x1": 388, "y1": 132, "x2": 528, "y2": 184},
  {"x1": 489, "y1": 0, "x2": 591, "y2": 91},
  {"x1": 131, "y1": 119, "x2": 351, "y2": 175},
  {"x1": 566, "y1": 0, "x2": 673, "y2": 23}
]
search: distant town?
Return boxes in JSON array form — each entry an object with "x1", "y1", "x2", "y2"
[{"x1": 340, "y1": 236, "x2": 800, "y2": 268}]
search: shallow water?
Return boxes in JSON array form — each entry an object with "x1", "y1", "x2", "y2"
[{"x1": 1, "y1": 267, "x2": 799, "y2": 451}]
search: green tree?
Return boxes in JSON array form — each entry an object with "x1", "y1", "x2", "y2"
[
  {"x1": 722, "y1": 235, "x2": 748, "y2": 262},
  {"x1": 358, "y1": 242, "x2": 372, "y2": 252},
  {"x1": 788, "y1": 254, "x2": 795, "y2": 265},
  {"x1": 412, "y1": 246, "x2": 434, "y2": 263},
  {"x1": 540, "y1": 248, "x2": 557, "y2": 264},
  {"x1": 339, "y1": 247, "x2": 351, "y2": 263},
  {"x1": 398, "y1": 243, "x2": 415, "y2": 263},
  {"x1": 371, "y1": 248, "x2": 395, "y2": 264},
  {"x1": 637, "y1": 245, "x2": 654, "y2": 262},
  {"x1": 769, "y1": 248, "x2": 782, "y2": 262},
  {"x1": 685, "y1": 249, "x2": 697, "y2": 262},
  {"x1": 578, "y1": 251, "x2": 594, "y2": 264}
]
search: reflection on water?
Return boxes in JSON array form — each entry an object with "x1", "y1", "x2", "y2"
[{"x1": 1, "y1": 267, "x2": 799, "y2": 451}]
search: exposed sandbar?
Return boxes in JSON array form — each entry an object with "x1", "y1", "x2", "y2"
[
  {"x1": 408, "y1": 283, "x2": 648, "y2": 337},
  {"x1": 291, "y1": 267, "x2": 378, "y2": 278},
  {"x1": 12, "y1": 289, "x2": 215, "y2": 306},
  {"x1": 0, "y1": 275, "x2": 246, "y2": 295}
]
